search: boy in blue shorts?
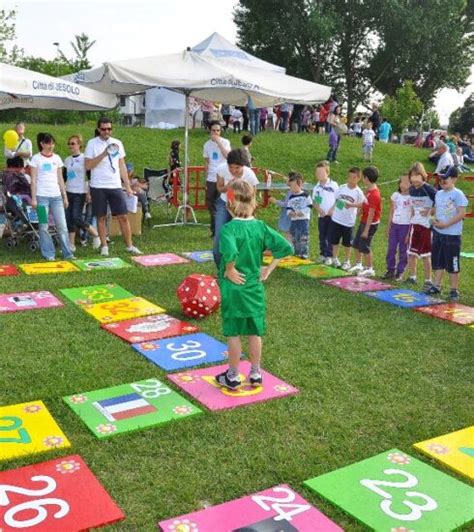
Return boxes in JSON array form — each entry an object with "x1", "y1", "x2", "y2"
[{"x1": 427, "y1": 166, "x2": 468, "y2": 301}]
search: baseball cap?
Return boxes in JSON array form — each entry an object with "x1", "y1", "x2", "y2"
[{"x1": 439, "y1": 165, "x2": 458, "y2": 179}]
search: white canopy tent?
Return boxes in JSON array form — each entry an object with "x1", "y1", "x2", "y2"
[
  {"x1": 71, "y1": 40, "x2": 331, "y2": 224},
  {"x1": 0, "y1": 63, "x2": 118, "y2": 111}
]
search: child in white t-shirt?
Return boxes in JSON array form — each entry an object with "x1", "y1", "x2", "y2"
[
  {"x1": 382, "y1": 175, "x2": 412, "y2": 281},
  {"x1": 327, "y1": 167, "x2": 365, "y2": 269},
  {"x1": 231, "y1": 108, "x2": 243, "y2": 133},
  {"x1": 362, "y1": 122, "x2": 376, "y2": 162}
]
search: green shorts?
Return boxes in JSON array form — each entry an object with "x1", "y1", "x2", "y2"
[{"x1": 222, "y1": 316, "x2": 266, "y2": 337}]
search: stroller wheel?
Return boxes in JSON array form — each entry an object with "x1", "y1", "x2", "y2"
[
  {"x1": 29, "y1": 241, "x2": 39, "y2": 252},
  {"x1": 5, "y1": 237, "x2": 17, "y2": 248}
]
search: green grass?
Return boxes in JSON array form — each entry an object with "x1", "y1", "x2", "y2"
[{"x1": 1, "y1": 124, "x2": 473, "y2": 531}]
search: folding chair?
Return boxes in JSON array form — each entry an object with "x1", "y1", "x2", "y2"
[{"x1": 144, "y1": 168, "x2": 173, "y2": 221}]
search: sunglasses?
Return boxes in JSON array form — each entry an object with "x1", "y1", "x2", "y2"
[{"x1": 100, "y1": 127, "x2": 112, "y2": 131}]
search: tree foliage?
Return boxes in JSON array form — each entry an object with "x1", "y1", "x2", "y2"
[
  {"x1": 0, "y1": 9, "x2": 22, "y2": 63},
  {"x1": 380, "y1": 80, "x2": 423, "y2": 134},
  {"x1": 448, "y1": 94, "x2": 474, "y2": 135}
]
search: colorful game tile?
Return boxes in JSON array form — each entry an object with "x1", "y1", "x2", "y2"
[
  {"x1": 0, "y1": 454, "x2": 125, "y2": 530},
  {"x1": 168, "y1": 361, "x2": 298, "y2": 411},
  {"x1": 365, "y1": 289, "x2": 443, "y2": 308},
  {"x1": 0, "y1": 291, "x2": 63, "y2": 314},
  {"x1": 72, "y1": 257, "x2": 132, "y2": 271},
  {"x1": 294, "y1": 264, "x2": 348, "y2": 279},
  {"x1": 102, "y1": 314, "x2": 199, "y2": 343},
  {"x1": 414, "y1": 426, "x2": 474, "y2": 480},
  {"x1": 460, "y1": 251, "x2": 474, "y2": 258},
  {"x1": 82, "y1": 297, "x2": 165, "y2": 323},
  {"x1": 323, "y1": 276, "x2": 393, "y2": 292},
  {"x1": 0, "y1": 264, "x2": 20, "y2": 276},
  {"x1": 132, "y1": 332, "x2": 228, "y2": 371},
  {"x1": 60, "y1": 283, "x2": 134, "y2": 306},
  {"x1": 304, "y1": 448, "x2": 474, "y2": 531},
  {"x1": 0, "y1": 400, "x2": 70, "y2": 462},
  {"x1": 262, "y1": 255, "x2": 314, "y2": 269},
  {"x1": 159, "y1": 484, "x2": 342, "y2": 531},
  {"x1": 19, "y1": 261, "x2": 79, "y2": 275},
  {"x1": 132, "y1": 253, "x2": 190, "y2": 267},
  {"x1": 181, "y1": 250, "x2": 214, "y2": 263},
  {"x1": 64, "y1": 377, "x2": 201, "y2": 438},
  {"x1": 414, "y1": 303, "x2": 474, "y2": 326}
]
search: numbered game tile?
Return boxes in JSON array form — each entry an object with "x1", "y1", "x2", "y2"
[
  {"x1": 0, "y1": 263, "x2": 20, "y2": 276},
  {"x1": 132, "y1": 332, "x2": 228, "y2": 371},
  {"x1": 60, "y1": 283, "x2": 134, "y2": 306},
  {"x1": 0, "y1": 400, "x2": 70, "y2": 462},
  {"x1": 414, "y1": 303, "x2": 474, "y2": 326},
  {"x1": 82, "y1": 297, "x2": 165, "y2": 323},
  {"x1": 294, "y1": 264, "x2": 348, "y2": 279},
  {"x1": 64, "y1": 378, "x2": 201, "y2": 439},
  {"x1": 263, "y1": 255, "x2": 314, "y2": 269},
  {"x1": 159, "y1": 484, "x2": 341, "y2": 531},
  {"x1": 0, "y1": 454, "x2": 124, "y2": 531},
  {"x1": 323, "y1": 276, "x2": 392, "y2": 292},
  {"x1": 365, "y1": 289, "x2": 443, "y2": 308},
  {"x1": 132, "y1": 253, "x2": 190, "y2": 267},
  {"x1": 168, "y1": 361, "x2": 298, "y2": 411},
  {"x1": 181, "y1": 250, "x2": 214, "y2": 263},
  {"x1": 304, "y1": 448, "x2": 474, "y2": 531},
  {"x1": 101, "y1": 313, "x2": 199, "y2": 343},
  {"x1": 19, "y1": 261, "x2": 79, "y2": 275},
  {"x1": 414, "y1": 426, "x2": 474, "y2": 480},
  {"x1": 0, "y1": 291, "x2": 63, "y2": 314},
  {"x1": 72, "y1": 257, "x2": 132, "y2": 271}
]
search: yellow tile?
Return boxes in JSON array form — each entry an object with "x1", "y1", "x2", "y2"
[
  {"x1": 263, "y1": 255, "x2": 314, "y2": 268},
  {"x1": 414, "y1": 426, "x2": 474, "y2": 480},
  {"x1": 0, "y1": 400, "x2": 70, "y2": 461},
  {"x1": 82, "y1": 297, "x2": 166, "y2": 323},
  {"x1": 20, "y1": 261, "x2": 79, "y2": 275}
]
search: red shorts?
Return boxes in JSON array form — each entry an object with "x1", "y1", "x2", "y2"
[{"x1": 408, "y1": 224, "x2": 432, "y2": 257}]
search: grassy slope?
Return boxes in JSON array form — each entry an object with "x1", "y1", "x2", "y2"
[{"x1": 0, "y1": 124, "x2": 472, "y2": 531}]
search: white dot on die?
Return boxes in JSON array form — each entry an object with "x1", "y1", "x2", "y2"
[
  {"x1": 200, "y1": 282, "x2": 205, "y2": 286},
  {"x1": 207, "y1": 289, "x2": 211, "y2": 294},
  {"x1": 202, "y1": 296, "x2": 207, "y2": 301},
  {"x1": 205, "y1": 307, "x2": 209, "y2": 311},
  {"x1": 199, "y1": 314, "x2": 204, "y2": 318},
  {"x1": 193, "y1": 310, "x2": 197, "y2": 315},
  {"x1": 198, "y1": 303, "x2": 203, "y2": 307},
  {"x1": 185, "y1": 287, "x2": 189, "y2": 292},
  {"x1": 186, "y1": 307, "x2": 191, "y2": 312},
  {"x1": 213, "y1": 296, "x2": 217, "y2": 301}
]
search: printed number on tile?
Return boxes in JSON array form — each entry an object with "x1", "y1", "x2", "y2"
[
  {"x1": 360, "y1": 469, "x2": 438, "y2": 521},
  {"x1": 251, "y1": 486, "x2": 310, "y2": 521},
  {"x1": 167, "y1": 340, "x2": 206, "y2": 361},
  {"x1": 0, "y1": 416, "x2": 32, "y2": 444},
  {"x1": 131, "y1": 379, "x2": 171, "y2": 398}
]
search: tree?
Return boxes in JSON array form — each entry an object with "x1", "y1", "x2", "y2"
[
  {"x1": 449, "y1": 94, "x2": 473, "y2": 135},
  {"x1": 58, "y1": 33, "x2": 96, "y2": 71},
  {"x1": 0, "y1": 9, "x2": 23, "y2": 63},
  {"x1": 380, "y1": 80, "x2": 423, "y2": 134}
]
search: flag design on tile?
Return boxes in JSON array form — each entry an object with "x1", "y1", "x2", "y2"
[{"x1": 92, "y1": 393, "x2": 156, "y2": 421}]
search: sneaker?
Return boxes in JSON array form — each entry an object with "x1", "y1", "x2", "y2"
[
  {"x1": 421, "y1": 280, "x2": 434, "y2": 294},
  {"x1": 127, "y1": 245, "x2": 143, "y2": 255},
  {"x1": 145, "y1": 211, "x2": 152, "y2": 220},
  {"x1": 425, "y1": 284, "x2": 441, "y2": 296},
  {"x1": 323, "y1": 257, "x2": 333, "y2": 266},
  {"x1": 360, "y1": 267, "x2": 375, "y2": 277},
  {"x1": 332, "y1": 257, "x2": 341, "y2": 268},
  {"x1": 405, "y1": 276, "x2": 417, "y2": 285},
  {"x1": 381, "y1": 270, "x2": 395, "y2": 280},
  {"x1": 395, "y1": 273, "x2": 404, "y2": 282},
  {"x1": 65, "y1": 255, "x2": 77, "y2": 260},
  {"x1": 349, "y1": 263, "x2": 364, "y2": 274},
  {"x1": 46, "y1": 257, "x2": 56, "y2": 261},
  {"x1": 92, "y1": 236, "x2": 101, "y2": 250},
  {"x1": 215, "y1": 370, "x2": 242, "y2": 390},
  {"x1": 80, "y1": 239, "x2": 88, "y2": 247},
  {"x1": 100, "y1": 245, "x2": 109, "y2": 257},
  {"x1": 249, "y1": 370, "x2": 263, "y2": 387},
  {"x1": 448, "y1": 289, "x2": 460, "y2": 301},
  {"x1": 317, "y1": 255, "x2": 326, "y2": 264},
  {"x1": 341, "y1": 260, "x2": 351, "y2": 271},
  {"x1": 69, "y1": 244, "x2": 76, "y2": 253}
]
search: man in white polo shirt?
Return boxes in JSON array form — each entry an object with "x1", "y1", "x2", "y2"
[
  {"x1": 203, "y1": 121, "x2": 231, "y2": 237},
  {"x1": 84, "y1": 117, "x2": 141, "y2": 256}
]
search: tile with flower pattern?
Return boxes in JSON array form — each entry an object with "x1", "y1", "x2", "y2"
[
  {"x1": 0, "y1": 263, "x2": 20, "y2": 276},
  {"x1": 365, "y1": 289, "x2": 443, "y2": 308},
  {"x1": 0, "y1": 455, "x2": 124, "y2": 530},
  {"x1": 168, "y1": 361, "x2": 298, "y2": 411},
  {"x1": 82, "y1": 297, "x2": 165, "y2": 323},
  {"x1": 0, "y1": 400, "x2": 70, "y2": 461},
  {"x1": 304, "y1": 448, "x2": 474, "y2": 531},
  {"x1": 132, "y1": 332, "x2": 228, "y2": 371},
  {"x1": 64, "y1": 378, "x2": 201, "y2": 438},
  {"x1": 0, "y1": 291, "x2": 63, "y2": 313},
  {"x1": 132, "y1": 253, "x2": 190, "y2": 267},
  {"x1": 73, "y1": 257, "x2": 132, "y2": 271},
  {"x1": 414, "y1": 426, "x2": 474, "y2": 480},
  {"x1": 60, "y1": 283, "x2": 134, "y2": 306},
  {"x1": 414, "y1": 303, "x2": 474, "y2": 326},
  {"x1": 181, "y1": 250, "x2": 214, "y2": 263}
]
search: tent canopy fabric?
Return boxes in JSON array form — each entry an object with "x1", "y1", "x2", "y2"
[{"x1": 0, "y1": 63, "x2": 118, "y2": 110}]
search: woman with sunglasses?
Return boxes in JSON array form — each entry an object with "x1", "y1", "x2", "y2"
[
  {"x1": 64, "y1": 134, "x2": 101, "y2": 252},
  {"x1": 30, "y1": 132, "x2": 74, "y2": 261}
]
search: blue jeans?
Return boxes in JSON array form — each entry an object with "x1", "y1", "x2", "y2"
[
  {"x1": 213, "y1": 197, "x2": 231, "y2": 267},
  {"x1": 249, "y1": 109, "x2": 259, "y2": 135},
  {"x1": 37, "y1": 195, "x2": 73, "y2": 260},
  {"x1": 290, "y1": 219, "x2": 310, "y2": 258}
]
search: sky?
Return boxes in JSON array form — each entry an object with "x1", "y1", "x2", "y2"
[{"x1": 4, "y1": 0, "x2": 473, "y2": 125}]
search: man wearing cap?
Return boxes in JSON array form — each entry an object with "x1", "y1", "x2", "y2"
[
  {"x1": 435, "y1": 142, "x2": 454, "y2": 174},
  {"x1": 84, "y1": 116, "x2": 142, "y2": 256}
]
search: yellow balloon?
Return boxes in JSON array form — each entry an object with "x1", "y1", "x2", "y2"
[{"x1": 3, "y1": 129, "x2": 19, "y2": 150}]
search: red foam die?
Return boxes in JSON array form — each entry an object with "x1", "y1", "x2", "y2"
[{"x1": 177, "y1": 274, "x2": 220, "y2": 319}]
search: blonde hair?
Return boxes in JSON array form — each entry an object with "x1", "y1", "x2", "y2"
[
  {"x1": 227, "y1": 180, "x2": 257, "y2": 218},
  {"x1": 316, "y1": 160, "x2": 330, "y2": 173},
  {"x1": 408, "y1": 161, "x2": 427, "y2": 180},
  {"x1": 68, "y1": 134, "x2": 83, "y2": 148}
]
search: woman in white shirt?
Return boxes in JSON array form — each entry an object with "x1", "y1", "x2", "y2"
[
  {"x1": 64, "y1": 135, "x2": 100, "y2": 252},
  {"x1": 30, "y1": 132, "x2": 74, "y2": 261}
]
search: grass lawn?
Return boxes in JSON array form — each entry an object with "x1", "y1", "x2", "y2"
[{"x1": 1, "y1": 124, "x2": 473, "y2": 531}]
